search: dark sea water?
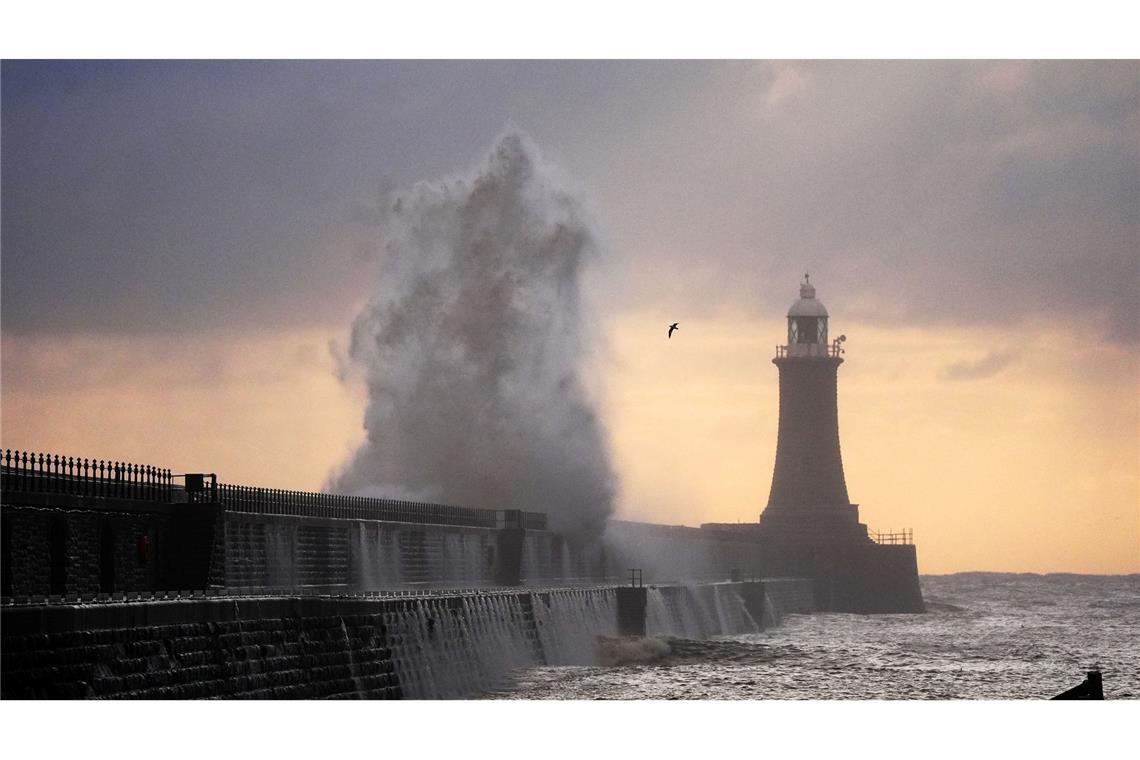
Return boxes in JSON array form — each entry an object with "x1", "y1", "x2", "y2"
[{"x1": 486, "y1": 573, "x2": 1140, "y2": 699}]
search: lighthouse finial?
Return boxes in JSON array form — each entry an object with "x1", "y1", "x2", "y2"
[{"x1": 799, "y1": 273, "x2": 816, "y2": 300}]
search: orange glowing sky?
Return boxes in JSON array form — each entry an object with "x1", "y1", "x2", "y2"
[
  {"x1": 2, "y1": 60, "x2": 1137, "y2": 574},
  {"x1": 3, "y1": 310, "x2": 1137, "y2": 574}
]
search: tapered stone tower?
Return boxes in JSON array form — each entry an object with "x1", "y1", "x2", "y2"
[
  {"x1": 758, "y1": 275, "x2": 866, "y2": 544},
  {"x1": 754, "y1": 275, "x2": 924, "y2": 613}
]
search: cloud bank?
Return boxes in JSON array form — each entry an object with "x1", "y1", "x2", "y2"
[
  {"x1": 4, "y1": 61, "x2": 1135, "y2": 346},
  {"x1": 941, "y1": 350, "x2": 1018, "y2": 381}
]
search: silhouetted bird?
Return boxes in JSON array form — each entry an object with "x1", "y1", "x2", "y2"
[{"x1": 668, "y1": 322, "x2": 679, "y2": 338}]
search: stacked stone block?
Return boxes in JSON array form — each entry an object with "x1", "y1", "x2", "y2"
[
  {"x1": 2, "y1": 616, "x2": 403, "y2": 700},
  {"x1": 5, "y1": 511, "x2": 51, "y2": 597},
  {"x1": 1, "y1": 503, "x2": 178, "y2": 597},
  {"x1": 1, "y1": 589, "x2": 624, "y2": 699},
  {"x1": 64, "y1": 513, "x2": 101, "y2": 596},
  {"x1": 762, "y1": 578, "x2": 817, "y2": 614},
  {"x1": 1, "y1": 581, "x2": 816, "y2": 700},
  {"x1": 0, "y1": 598, "x2": 407, "y2": 699}
]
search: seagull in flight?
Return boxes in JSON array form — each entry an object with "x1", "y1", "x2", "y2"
[{"x1": 668, "y1": 322, "x2": 679, "y2": 339}]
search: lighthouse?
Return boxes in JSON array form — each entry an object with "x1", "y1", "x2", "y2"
[
  {"x1": 758, "y1": 275, "x2": 867, "y2": 544},
  {"x1": 752, "y1": 275, "x2": 925, "y2": 613}
]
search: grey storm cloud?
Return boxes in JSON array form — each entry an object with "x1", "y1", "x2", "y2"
[
  {"x1": 594, "y1": 60, "x2": 1139, "y2": 344},
  {"x1": 941, "y1": 350, "x2": 1018, "y2": 381},
  {"x1": 2, "y1": 60, "x2": 1136, "y2": 344}
]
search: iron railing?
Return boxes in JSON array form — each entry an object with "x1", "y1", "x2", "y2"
[
  {"x1": 868, "y1": 528, "x2": 913, "y2": 545},
  {"x1": 775, "y1": 342, "x2": 844, "y2": 359},
  {"x1": 1, "y1": 447, "x2": 550, "y2": 530},
  {"x1": 1, "y1": 448, "x2": 174, "y2": 502}
]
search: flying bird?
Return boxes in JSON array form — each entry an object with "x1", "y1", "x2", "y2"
[{"x1": 668, "y1": 322, "x2": 679, "y2": 338}]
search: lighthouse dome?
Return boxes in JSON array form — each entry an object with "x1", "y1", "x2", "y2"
[{"x1": 787, "y1": 278, "x2": 829, "y2": 318}]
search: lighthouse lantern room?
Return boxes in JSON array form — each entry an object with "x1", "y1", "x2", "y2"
[{"x1": 779, "y1": 274, "x2": 846, "y2": 358}]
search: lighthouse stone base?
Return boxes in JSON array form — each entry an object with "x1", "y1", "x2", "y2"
[{"x1": 701, "y1": 522, "x2": 925, "y2": 614}]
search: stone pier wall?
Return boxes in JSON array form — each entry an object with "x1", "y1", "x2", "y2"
[
  {"x1": 0, "y1": 499, "x2": 189, "y2": 598},
  {"x1": 0, "y1": 591, "x2": 580, "y2": 699},
  {"x1": 602, "y1": 520, "x2": 765, "y2": 583},
  {"x1": 0, "y1": 578, "x2": 809, "y2": 700},
  {"x1": 1, "y1": 492, "x2": 600, "y2": 596},
  {"x1": 762, "y1": 577, "x2": 818, "y2": 614},
  {"x1": 219, "y1": 513, "x2": 502, "y2": 590}
]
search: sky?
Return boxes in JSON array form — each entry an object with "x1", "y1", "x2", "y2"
[{"x1": 2, "y1": 59, "x2": 1137, "y2": 574}]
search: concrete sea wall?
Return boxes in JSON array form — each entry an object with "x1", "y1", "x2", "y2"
[
  {"x1": 2, "y1": 497, "x2": 774, "y2": 596},
  {"x1": 222, "y1": 514, "x2": 503, "y2": 591},
  {"x1": 1, "y1": 579, "x2": 816, "y2": 699},
  {"x1": 2, "y1": 485, "x2": 913, "y2": 617},
  {"x1": 0, "y1": 497, "x2": 563, "y2": 596},
  {"x1": 1, "y1": 498, "x2": 216, "y2": 598},
  {"x1": 601, "y1": 520, "x2": 768, "y2": 583},
  {"x1": 2, "y1": 453, "x2": 921, "y2": 612}
]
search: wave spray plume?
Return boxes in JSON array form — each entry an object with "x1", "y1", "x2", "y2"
[{"x1": 329, "y1": 133, "x2": 615, "y2": 543}]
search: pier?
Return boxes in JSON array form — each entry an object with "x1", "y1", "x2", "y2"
[{"x1": 1, "y1": 446, "x2": 822, "y2": 699}]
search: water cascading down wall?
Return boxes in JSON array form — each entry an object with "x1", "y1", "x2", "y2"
[{"x1": 0, "y1": 580, "x2": 818, "y2": 699}]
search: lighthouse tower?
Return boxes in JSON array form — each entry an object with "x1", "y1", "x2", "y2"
[
  {"x1": 758, "y1": 275, "x2": 868, "y2": 545},
  {"x1": 743, "y1": 275, "x2": 924, "y2": 612}
]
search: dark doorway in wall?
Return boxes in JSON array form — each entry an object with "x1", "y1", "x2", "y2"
[
  {"x1": 99, "y1": 520, "x2": 115, "y2": 593},
  {"x1": 49, "y1": 516, "x2": 68, "y2": 595},
  {"x1": 1, "y1": 515, "x2": 11, "y2": 597}
]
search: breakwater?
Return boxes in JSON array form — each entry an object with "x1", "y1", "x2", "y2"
[
  {"x1": 0, "y1": 579, "x2": 815, "y2": 699},
  {"x1": 0, "y1": 450, "x2": 757, "y2": 596},
  {"x1": 3, "y1": 448, "x2": 914, "y2": 614},
  {"x1": 2, "y1": 448, "x2": 836, "y2": 700}
]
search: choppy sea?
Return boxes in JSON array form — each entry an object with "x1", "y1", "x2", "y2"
[{"x1": 485, "y1": 573, "x2": 1140, "y2": 699}]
